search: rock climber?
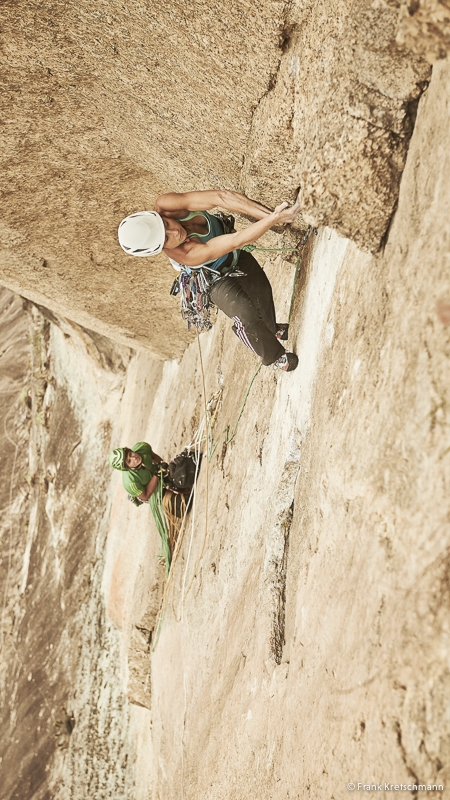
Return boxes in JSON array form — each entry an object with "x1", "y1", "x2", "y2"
[
  {"x1": 108, "y1": 442, "x2": 166, "y2": 505},
  {"x1": 117, "y1": 190, "x2": 302, "y2": 371},
  {"x1": 109, "y1": 442, "x2": 198, "y2": 502},
  {"x1": 109, "y1": 442, "x2": 199, "y2": 573}
]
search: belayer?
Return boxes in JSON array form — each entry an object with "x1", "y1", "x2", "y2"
[
  {"x1": 109, "y1": 443, "x2": 200, "y2": 572},
  {"x1": 109, "y1": 443, "x2": 166, "y2": 504},
  {"x1": 108, "y1": 443, "x2": 199, "y2": 504},
  {"x1": 118, "y1": 190, "x2": 302, "y2": 371}
]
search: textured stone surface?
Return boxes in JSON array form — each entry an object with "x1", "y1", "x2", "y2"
[
  {"x1": 128, "y1": 57, "x2": 450, "y2": 799},
  {"x1": 242, "y1": 0, "x2": 432, "y2": 251},
  {"x1": 0, "y1": 293, "x2": 137, "y2": 800},
  {"x1": 2, "y1": 52, "x2": 450, "y2": 799},
  {"x1": 397, "y1": 0, "x2": 450, "y2": 62},
  {"x1": 0, "y1": 0, "x2": 443, "y2": 355},
  {"x1": 127, "y1": 627, "x2": 152, "y2": 709},
  {"x1": 0, "y1": 0, "x2": 286, "y2": 357}
]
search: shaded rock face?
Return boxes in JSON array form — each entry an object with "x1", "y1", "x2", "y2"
[
  {"x1": 0, "y1": 0, "x2": 286, "y2": 357},
  {"x1": 0, "y1": 290, "x2": 136, "y2": 800},
  {"x1": 0, "y1": 0, "x2": 444, "y2": 356},
  {"x1": 0, "y1": 292, "x2": 31, "y2": 734}
]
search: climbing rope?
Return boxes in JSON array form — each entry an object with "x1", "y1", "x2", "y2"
[
  {"x1": 208, "y1": 230, "x2": 316, "y2": 453},
  {"x1": 152, "y1": 384, "x2": 221, "y2": 648},
  {"x1": 152, "y1": 225, "x2": 317, "y2": 644},
  {"x1": 149, "y1": 475, "x2": 172, "y2": 577},
  {"x1": 224, "y1": 362, "x2": 262, "y2": 446},
  {"x1": 151, "y1": 427, "x2": 204, "y2": 648},
  {"x1": 242, "y1": 244, "x2": 300, "y2": 254},
  {"x1": 243, "y1": 224, "x2": 316, "y2": 325},
  {"x1": 242, "y1": 224, "x2": 315, "y2": 256},
  {"x1": 178, "y1": 330, "x2": 210, "y2": 612}
]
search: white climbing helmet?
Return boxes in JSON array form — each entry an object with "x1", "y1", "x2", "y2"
[{"x1": 118, "y1": 211, "x2": 165, "y2": 256}]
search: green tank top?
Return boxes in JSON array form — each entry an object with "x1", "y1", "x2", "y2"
[{"x1": 177, "y1": 211, "x2": 234, "y2": 271}]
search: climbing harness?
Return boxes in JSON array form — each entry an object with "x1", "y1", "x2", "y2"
[
  {"x1": 172, "y1": 265, "x2": 221, "y2": 331},
  {"x1": 169, "y1": 211, "x2": 244, "y2": 331},
  {"x1": 170, "y1": 260, "x2": 245, "y2": 332},
  {"x1": 135, "y1": 453, "x2": 202, "y2": 576}
]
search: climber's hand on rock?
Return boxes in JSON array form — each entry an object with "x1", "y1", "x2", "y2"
[{"x1": 273, "y1": 197, "x2": 301, "y2": 225}]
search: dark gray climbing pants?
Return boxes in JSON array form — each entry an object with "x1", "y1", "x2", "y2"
[{"x1": 210, "y1": 250, "x2": 285, "y2": 366}]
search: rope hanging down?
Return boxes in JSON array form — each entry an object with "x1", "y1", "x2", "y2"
[
  {"x1": 151, "y1": 387, "x2": 222, "y2": 649},
  {"x1": 153, "y1": 225, "x2": 317, "y2": 643},
  {"x1": 154, "y1": 347, "x2": 269, "y2": 646}
]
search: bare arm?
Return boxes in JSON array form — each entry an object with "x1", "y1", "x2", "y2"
[
  {"x1": 155, "y1": 189, "x2": 273, "y2": 221},
  {"x1": 166, "y1": 200, "x2": 301, "y2": 267}
]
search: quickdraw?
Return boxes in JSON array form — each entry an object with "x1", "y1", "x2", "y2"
[
  {"x1": 175, "y1": 266, "x2": 220, "y2": 331},
  {"x1": 175, "y1": 262, "x2": 246, "y2": 331}
]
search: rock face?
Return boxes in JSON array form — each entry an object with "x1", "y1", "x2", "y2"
[
  {"x1": 0, "y1": 291, "x2": 138, "y2": 800},
  {"x1": 2, "y1": 38, "x2": 450, "y2": 800},
  {"x1": 123, "y1": 56, "x2": 450, "y2": 799},
  {"x1": 397, "y1": 0, "x2": 450, "y2": 63},
  {"x1": 1, "y1": 0, "x2": 445, "y2": 356},
  {"x1": 0, "y1": 0, "x2": 286, "y2": 357},
  {"x1": 242, "y1": 0, "x2": 431, "y2": 250},
  {"x1": 0, "y1": 291, "x2": 32, "y2": 739}
]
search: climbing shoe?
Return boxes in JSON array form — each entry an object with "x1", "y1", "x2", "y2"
[
  {"x1": 275, "y1": 323, "x2": 289, "y2": 341},
  {"x1": 273, "y1": 352, "x2": 299, "y2": 372}
]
